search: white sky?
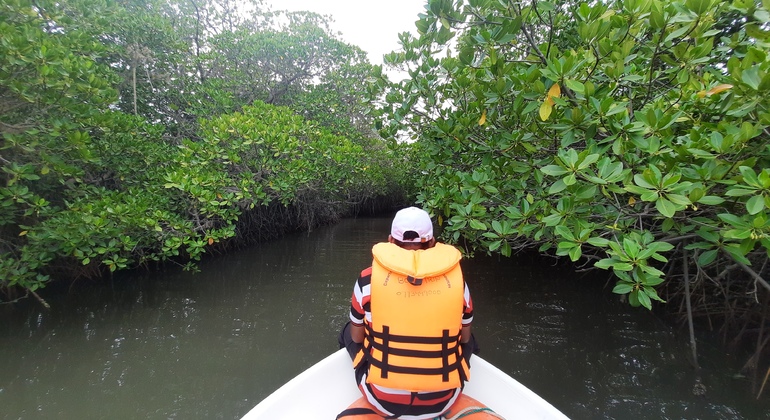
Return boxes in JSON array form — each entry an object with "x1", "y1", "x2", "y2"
[{"x1": 262, "y1": 0, "x2": 426, "y2": 67}]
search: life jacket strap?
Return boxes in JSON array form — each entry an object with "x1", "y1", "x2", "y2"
[
  {"x1": 365, "y1": 324, "x2": 464, "y2": 382},
  {"x1": 367, "y1": 326, "x2": 461, "y2": 345}
]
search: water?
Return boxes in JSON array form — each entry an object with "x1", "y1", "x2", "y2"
[{"x1": 0, "y1": 216, "x2": 768, "y2": 419}]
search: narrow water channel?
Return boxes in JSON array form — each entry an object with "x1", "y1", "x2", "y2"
[{"x1": 0, "y1": 215, "x2": 768, "y2": 419}]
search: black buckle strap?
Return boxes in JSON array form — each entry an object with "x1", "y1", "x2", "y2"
[
  {"x1": 441, "y1": 329, "x2": 451, "y2": 382},
  {"x1": 381, "y1": 325, "x2": 390, "y2": 379},
  {"x1": 367, "y1": 324, "x2": 461, "y2": 345},
  {"x1": 366, "y1": 324, "x2": 464, "y2": 382}
]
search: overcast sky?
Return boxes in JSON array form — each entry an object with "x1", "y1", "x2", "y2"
[{"x1": 262, "y1": 0, "x2": 426, "y2": 67}]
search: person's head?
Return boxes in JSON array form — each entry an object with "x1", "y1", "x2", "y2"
[{"x1": 388, "y1": 207, "x2": 436, "y2": 250}]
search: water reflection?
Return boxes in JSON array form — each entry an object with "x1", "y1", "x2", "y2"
[{"x1": 0, "y1": 216, "x2": 768, "y2": 419}]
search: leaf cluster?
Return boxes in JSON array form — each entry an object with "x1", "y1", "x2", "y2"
[
  {"x1": 373, "y1": 0, "x2": 770, "y2": 309},
  {"x1": 0, "y1": 0, "x2": 407, "y2": 296}
]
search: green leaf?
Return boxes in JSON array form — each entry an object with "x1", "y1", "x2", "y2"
[
  {"x1": 759, "y1": 170, "x2": 770, "y2": 188},
  {"x1": 643, "y1": 286, "x2": 666, "y2": 303},
  {"x1": 642, "y1": 276, "x2": 665, "y2": 287},
  {"x1": 586, "y1": 237, "x2": 610, "y2": 247},
  {"x1": 665, "y1": 25, "x2": 691, "y2": 43},
  {"x1": 565, "y1": 79, "x2": 585, "y2": 93},
  {"x1": 634, "y1": 173, "x2": 657, "y2": 189},
  {"x1": 568, "y1": 245, "x2": 582, "y2": 261},
  {"x1": 656, "y1": 197, "x2": 677, "y2": 218},
  {"x1": 661, "y1": 172, "x2": 682, "y2": 188},
  {"x1": 541, "y1": 165, "x2": 569, "y2": 176},
  {"x1": 612, "y1": 282, "x2": 634, "y2": 294},
  {"x1": 753, "y1": 213, "x2": 768, "y2": 228},
  {"x1": 577, "y1": 154, "x2": 600, "y2": 170},
  {"x1": 595, "y1": 258, "x2": 618, "y2": 270},
  {"x1": 640, "y1": 265, "x2": 665, "y2": 277},
  {"x1": 501, "y1": 241, "x2": 512, "y2": 257},
  {"x1": 469, "y1": 219, "x2": 487, "y2": 230},
  {"x1": 613, "y1": 263, "x2": 634, "y2": 271},
  {"x1": 629, "y1": 290, "x2": 641, "y2": 307},
  {"x1": 667, "y1": 194, "x2": 691, "y2": 206},
  {"x1": 555, "y1": 225, "x2": 576, "y2": 241},
  {"x1": 740, "y1": 166, "x2": 760, "y2": 187},
  {"x1": 575, "y1": 185, "x2": 597, "y2": 200},
  {"x1": 606, "y1": 103, "x2": 628, "y2": 116},
  {"x1": 491, "y1": 220, "x2": 503, "y2": 234},
  {"x1": 686, "y1": 0, "x2": 712, "y2": 15},
  {"x1": 723, "y1": 243, "x2": 750, "y2": 262},
  {"x1": 741, "y1": 66, "x2": 761, "y2": 90},
  {"x1": 696, "y1": 229, "x2": 720, "y2": 243},
  {"x1": 549, "y1": 179, "x2": 568, "y2": 194},
  {"x1": 725, "y1": 188, "x2": 757, "y2": 197},
  {"x1": 718, "y1": 213, "x2": 747, "y2": 227},
  {"x1": 697, "y1": 249, "x2": 718, "y2": 266},
  {"x1": 636, "y1": 288, "x2": 653, "y2": 309},
  {"x1": 626, "y1": 184, "x2": 652, "y2": 195},
  {"x1": 623, "y1": 237, "x2": 641, "y2": 258},
  {"x1": 689, "y1": 187, "x2": 704, "y2": 202},
  {"x1": 641, "y1": 191, "x2": 660, "y2": 202},
  {"x1": 649, "y1": 241, "x2": 675, "y2": 253},
  {"x1": 650, "y1": 3, "x2": 665, "y2": 29},
  {"x1": 746, "y1": 195, "x2": 766, "y2": 215},
  {"x1": 542, "y1": 213, "x2": 563, "y2": 226},
  {"x1": 697, "y1": 195, "x2": 725, "y2": 205},
  {"x1": 724, "y1": 228, "x2": 752, "y2": 240}
]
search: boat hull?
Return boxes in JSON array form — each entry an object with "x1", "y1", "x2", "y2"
[{"x1": 241, "y1": 349, "x2": 569, "y2": 419}]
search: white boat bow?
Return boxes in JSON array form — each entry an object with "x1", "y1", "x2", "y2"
[{"x1": 241, "y1": 349, "x2": 569, "y2": 419}]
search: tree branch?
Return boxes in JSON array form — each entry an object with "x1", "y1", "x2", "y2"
[{"x1": 734, "y1": 260, "x2": 770, "y2": 293}]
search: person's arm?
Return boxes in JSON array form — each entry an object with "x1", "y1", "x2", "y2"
[
  {"x1": 351, "y1": 323, "x2": 365, "y2": 343},
  {"x1": 461, "y1": 325, "x2": 472, "y2": 343},
  {"x1": 461, "y1": 281, "x2": 473, "y2": 344},
  {"x1": 350, "y1": 268, "x2": 372, "y2": 344}
]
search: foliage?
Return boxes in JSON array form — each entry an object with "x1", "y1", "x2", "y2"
[
  {"x1": 1, "y1": 0, "x2": 406, "y2": 298},
  {"x1": 289, "y1": 57, "x2": 379, "y2": 141},
  {"x1": 372, "y1": 0, "x2": 770, "y2": 310},
  {"x1": 167, "y1": 100, "x2": 397, "y2": 222},
  {"x1": 1, "y1": 0, "x2": 119, "y2": 290}
]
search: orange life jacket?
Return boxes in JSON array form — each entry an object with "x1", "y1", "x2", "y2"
[{"x1": 353, "y1": 242, "x2": 469, "y2": 392}]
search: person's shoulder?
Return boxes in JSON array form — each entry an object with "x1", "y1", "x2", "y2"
[{"x1": 356, "y1": 267, "x2": 373, "y2": 290}]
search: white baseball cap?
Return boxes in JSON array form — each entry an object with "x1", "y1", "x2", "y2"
[{"x1": 390, "y1": 207, "x2": 434, "y2": 243}]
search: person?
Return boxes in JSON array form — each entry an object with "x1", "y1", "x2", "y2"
[{"x1": 338, "y1": 207, "x2": 478, "y2": 419}]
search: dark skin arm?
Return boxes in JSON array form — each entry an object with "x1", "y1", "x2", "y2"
[
  {"x1": 351, "y1": 323, "x2": 364, "y2": 343},
  {"x1": 461, "y1": 325, "x2": 471, "y2": 344}
]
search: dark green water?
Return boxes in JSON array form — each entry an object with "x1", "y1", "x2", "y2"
[{"x1": 1, "y1": 216, "x2": 768, "y2": 419}]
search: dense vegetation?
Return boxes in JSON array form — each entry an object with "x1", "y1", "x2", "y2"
[
  {"x1": 371, "y1": 0, "x2": 770, "y2": 392},
  {"x1": 0, "y1": 0, "x2": 410, "y2": 302}
]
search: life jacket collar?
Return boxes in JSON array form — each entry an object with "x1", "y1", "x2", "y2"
[{"x1": 372, "y1": 242, "x2": 461, "y2": 281}]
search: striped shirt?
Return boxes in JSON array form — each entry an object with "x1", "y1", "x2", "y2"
[{"x1": 349, "y1": 266, "x2": 474, "y2": 419}]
